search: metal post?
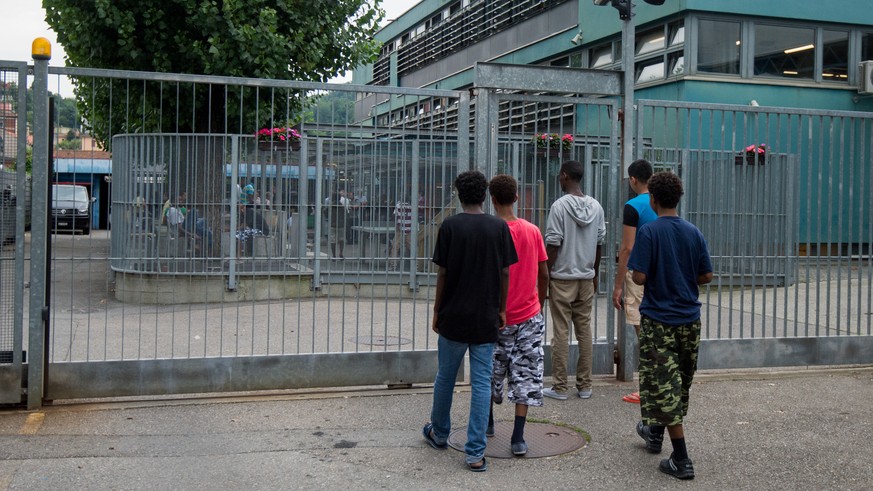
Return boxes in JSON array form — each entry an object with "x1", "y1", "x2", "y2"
[
  {"x1": 228, "y1": 135, "x2": 239, "y2": 290},
  {"x1": 409, "y1": 142, "x2": 419, "y2": 290},
  {"x1": 616, "y1": 6, "x2": 638, "y2": 382},
  {"x1": 28, "y1": 39, "x2": 51, "y2": 409}
]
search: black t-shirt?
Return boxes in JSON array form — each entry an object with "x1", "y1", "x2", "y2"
[{"x1": 432, "y1": 213, "x2": 518, "y2": 344}]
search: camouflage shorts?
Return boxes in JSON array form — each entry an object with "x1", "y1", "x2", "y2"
[
  {"x1": 638, "y1": 315, "x2": 701, "y2": 427},
  {"x1": 491, "y1": 312, "x2": 545, "y2": 407}
]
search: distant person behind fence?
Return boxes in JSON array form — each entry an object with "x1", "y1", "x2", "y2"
[{"x1": 389, "y1": 198, "x2": 413, "y2": 270}]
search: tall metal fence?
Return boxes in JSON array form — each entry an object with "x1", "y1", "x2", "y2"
[
  {"x1": 0, "y1": 58, "x2": 871, "y2": 407},
  {"x1": 637, "y1": 100, "x2": 872, "y2": 368}
]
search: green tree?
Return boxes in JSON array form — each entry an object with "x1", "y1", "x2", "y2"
[
  {"x1": 44, "y1": 0, "x2": 384, "y2": 145},
  {"x1": 55, "y1": 95, "x2": 80, "y2": 129},
  {"x1": 306, "y1": 90, "x2": 356, "y2": 126}
]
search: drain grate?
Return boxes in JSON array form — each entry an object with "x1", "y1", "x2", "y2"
[
  {"x1": 447, "y1": 421, "x2": 587, "y2": 459},
  {"x1": 351, "y1": 335, "x2": 412, "y2": 346}
]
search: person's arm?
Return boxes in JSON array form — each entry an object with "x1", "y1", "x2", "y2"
[
  {"x1": 498, "y1": 266, "x2": 510, "y2": 329},
  {"x1": 432, "y1": 266, "x2": 447, "y2": 334},
  {"x1": 632, "y1": 270, "x2": 647, "y2": 285},
  {"x1": 537, "y1": 261, "x2": 549, "y2": 312},
  {"x1": 697, "y1": 272, "x2": 713, "y2": 285},
  {"x1": 612, "y1": 224, "x2": 636, "y2": 310},
  {"x1": 593, "y1": 243, "x2": 602, "y2": 291},
  {"x1": 546, "y1": 244, "x2": 559, "y2": 271}
]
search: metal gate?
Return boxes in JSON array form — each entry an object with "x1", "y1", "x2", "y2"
[
  {"x1": 0, "y1": 62, "x2": 28, "y2": 404},
  {"x1": 472, "y1": 64, "x2": 624, "y2": 377},
  {"x1": 636, "y1": 100, "x2": 873, "y2": 369},
  {"x1": 2, "y1": 56, "x2": 872, "y2": 408}
]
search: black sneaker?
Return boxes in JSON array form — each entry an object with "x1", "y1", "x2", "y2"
[
  {"x1": 659, "y1": 453, "x2": 695, "y2": 480},
  {"x1": 636, "y1": 421, "x2": 663, "y2": 454}
]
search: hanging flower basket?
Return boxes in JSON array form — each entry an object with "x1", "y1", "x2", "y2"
[
  {"x1": 257, "y1": 127, "x2": 301, "y2": 152},
  {"x1": 537, "y1": 147, "x2": 569, "y2": 158},
  {"x1": 735, "y1": 144, "x2": 767, "y2": 165},
  {"x1": 533, "y1": 133, "x2": 573, "y2": 149}
]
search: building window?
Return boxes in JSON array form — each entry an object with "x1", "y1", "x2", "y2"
[
  {"x1": 821, "y1": 30, "x2": 849, "y2": 81},
  {"x1": 551, "y1": 56, "x2": 570, "y2": 67},
  {"x1": 590, "y1": 45, "x2": 612, "y2": 68},
  {"x1": 637, "y1": 28, "x2": 666, "y2": 56},
  {"x1": 669, "y1": 52, "x2": 685, "y2": 76},
  {"x1": 862, "y1": 32, "x2": 873, "y2": 61},
  {"x1": 754, "y1": 24, "x2": 815, "y2": 79},
  {"x1": 697, "y1": 19, "x2": 740, "y2": 75},
  {"x1": 569, "y1": 53, "x2": 583, "y2": 68},
  {"x1": 670, "y1": 22, "x2": 685, "y2": 46},
  {"x1": 636, "y1": 58, "x2": 665, "y2": 83}
]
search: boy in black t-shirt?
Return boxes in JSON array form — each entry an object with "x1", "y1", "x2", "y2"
[{"x1": 422, "y1": 170, "x2": 518, "y2": 472}]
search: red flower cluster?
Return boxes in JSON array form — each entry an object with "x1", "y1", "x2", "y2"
[{"x1": 257, "y1": 127, "x2": 301, "y2": 143}]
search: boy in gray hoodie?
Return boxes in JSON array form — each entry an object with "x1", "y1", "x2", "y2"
[{"x1": 543, "y1": 160, "x2": 606, "y2": 400}]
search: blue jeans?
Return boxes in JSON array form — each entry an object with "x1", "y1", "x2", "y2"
[{"x1": 429, "y1": 335, "x2": 495, "y2": 464}]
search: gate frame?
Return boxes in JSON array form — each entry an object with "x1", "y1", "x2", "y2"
[
  {"x1": 0, "y1": 61, "x2": 29, "y2": 405},
  {"x1": 473, "y1": 62, "x2": 624, "y2": 378}
]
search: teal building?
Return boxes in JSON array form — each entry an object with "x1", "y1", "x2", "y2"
[{"x1": 352, "y1": 0, "x2": 873, "y2": 252}]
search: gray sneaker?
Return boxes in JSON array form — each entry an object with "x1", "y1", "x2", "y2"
[
  {"x1": 577, "y1": 388, "x2": 592, "y2": 399},
  {"x1": 542, "y1": 387, "x2": 568, "y2": 400},
  {"x1": 659, "y1": 453, "x2": 695, "y2": 480},
  {"x1": 636, "y1": 421, "x2": 664, "y2": 454},
  {"x1": 511, "y1": 440, "x2": 528, "y2": 456}
]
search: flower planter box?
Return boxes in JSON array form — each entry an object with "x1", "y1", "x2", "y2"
[
  {"x1": 258, "y1": 140, "x2": 300, "y2": 152},
  {"x1": 735, "y1": 154, "x2": 766, "y2": 166},
  {"x1": 536, "y1": 148, "x2": 570, "y2": 158}
]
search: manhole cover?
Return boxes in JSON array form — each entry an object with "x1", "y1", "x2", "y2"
[
  {"x1": 447, "y1": 421, "x2": 587, "y2": 459},
  {"x1": 351, "y1": 335, "x2": 412, "y2": 346}
]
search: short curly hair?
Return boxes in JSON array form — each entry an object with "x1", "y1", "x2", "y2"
[
  {"x1": 454, "y1": 170, "x2": 488, "y2": 205},
  {"x1": 648, "y1": 171, "x2": 684, "y2": 209},
  {"x1": 488, "y1": 174, "x2": 517, "y2": 205}
]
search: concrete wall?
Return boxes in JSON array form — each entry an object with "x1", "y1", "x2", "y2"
[{"x1": 114, "y1": 272, "x2": 436, "y2": 304}]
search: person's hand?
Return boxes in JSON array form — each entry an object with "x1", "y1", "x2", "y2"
[
  {"x1": 498, "y1": 311, "x2": 506, "y2": 329},
  {"x1": 593, "y1": 277, "x2": 599, "y2": 293},
  {"x1": 431, "y1": 312, "x2": 440, "y2": 334},
  {"x1": 612, "y1": 286, "x2": 623, "y2": 310}
]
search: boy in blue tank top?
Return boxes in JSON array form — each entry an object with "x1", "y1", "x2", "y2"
[{"x1": 627, "y1": 172, "x2": 713, "y2": 480}]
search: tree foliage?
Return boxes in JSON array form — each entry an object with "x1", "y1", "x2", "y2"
[{"x1": 44, "y1": 0, "x2": 384, "y2": 145}]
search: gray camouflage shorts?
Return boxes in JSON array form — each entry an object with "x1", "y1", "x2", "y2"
[{"x1": 491, "y1": 311, "x2": 545, "y2": 407}]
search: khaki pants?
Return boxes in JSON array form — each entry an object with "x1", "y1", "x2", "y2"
[{"x1": 548, "y1": 278, "x2": 595, "y2": 392}]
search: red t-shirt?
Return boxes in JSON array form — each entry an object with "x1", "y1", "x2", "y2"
[{"x1": 505, "y1": 218, "x2": 548, "y2": 326}]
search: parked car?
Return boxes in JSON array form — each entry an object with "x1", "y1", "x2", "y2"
[{"x1": 51, "y1": 184, "x2": 93, "y2": 234}]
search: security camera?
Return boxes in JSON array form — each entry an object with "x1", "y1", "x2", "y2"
[
  {"x1": 593, "y1": 0, "x2": 610, "y2": 5},
  {"x1": 571, "y1": 31, "x2": 584, "y2": 45}
]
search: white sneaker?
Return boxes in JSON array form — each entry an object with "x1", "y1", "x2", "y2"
[
  {"x1": 577, "y1": 389, "x2": 592, "y2": 399},
  {"x1": 543, "y1": 387, "x2": 568, "y2": 400}
]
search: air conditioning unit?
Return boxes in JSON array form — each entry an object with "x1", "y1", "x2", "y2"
[{"x1": 859, "y1": 61, "x2": 873, "y2": 95}]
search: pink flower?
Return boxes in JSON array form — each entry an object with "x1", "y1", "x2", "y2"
[{"x1": 744, "y1": 143, "x2": 767, "y2": 154}]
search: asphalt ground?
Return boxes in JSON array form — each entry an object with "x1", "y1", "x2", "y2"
[{"x1": 0, "y1": 367, "x2": 871, "y2": 490}]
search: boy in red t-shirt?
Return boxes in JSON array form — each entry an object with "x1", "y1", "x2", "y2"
[{"x1": 487, "y1": 174, "x2": 550, "y2": 456}]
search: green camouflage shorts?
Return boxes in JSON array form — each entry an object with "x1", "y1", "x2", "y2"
[{"x1": 638, "y1": 315, "x2": 701, "y2": 427}]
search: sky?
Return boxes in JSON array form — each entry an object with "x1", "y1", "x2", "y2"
[{"x1": 0, "y1": 0, "x2": 416, "y2": 94}]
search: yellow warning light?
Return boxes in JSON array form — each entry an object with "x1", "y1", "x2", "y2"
[{"x1": 32, "y1": 38, "x2": 52, "y2": 60}]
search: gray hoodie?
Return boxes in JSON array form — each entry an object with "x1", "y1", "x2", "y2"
[{"x1": 544, "y1": 194, "x2": 606, "y2": 280}]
